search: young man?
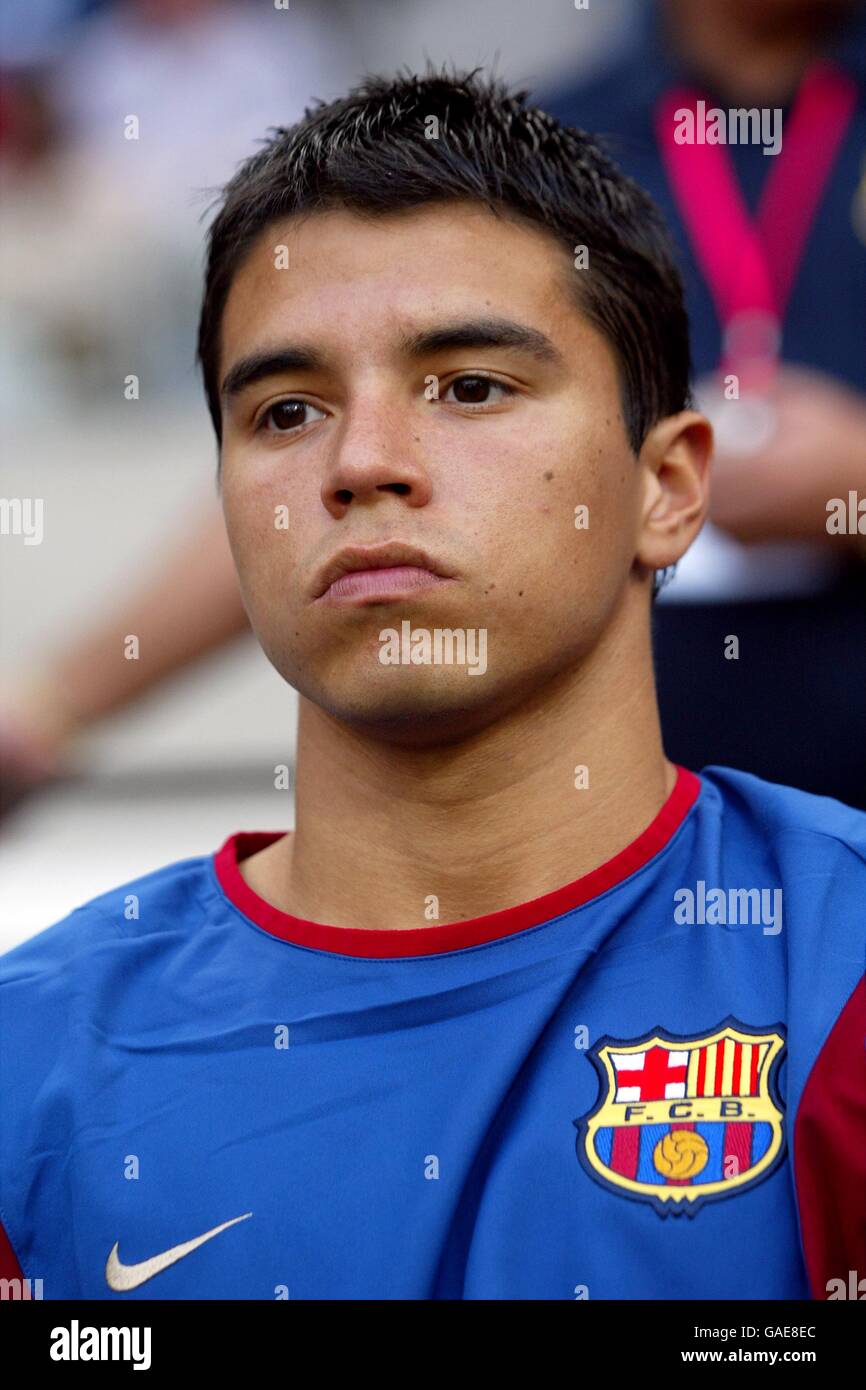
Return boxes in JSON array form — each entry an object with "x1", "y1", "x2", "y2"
[{"x1": 1, "y1": 70, "x2": 864, "y2": 1302}]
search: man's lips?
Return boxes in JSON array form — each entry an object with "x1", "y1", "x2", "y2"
[
  {"x1": 322, "y1": 565, "x2": 450, "y2": 604},
  {"x1": 312, "y1": 543, "x2": 458, "y2": 605}
]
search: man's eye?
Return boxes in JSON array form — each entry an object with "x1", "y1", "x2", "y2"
[
  {"x1": 257, "y1": 400, "x2": 326, "y2": 433},
  {"x1": 442, "y1": 376, "x2": 515, "y2": 406}
]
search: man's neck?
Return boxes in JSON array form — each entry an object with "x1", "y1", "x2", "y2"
[
  {"x1": 663, "y1": 0, "x2": 847, "y2": 103},
  {"x1": 240, "y1": 599, "x2": 677, "y2": 932}
]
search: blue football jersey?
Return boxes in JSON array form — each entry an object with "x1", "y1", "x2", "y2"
[{"x1": 2, "y1": 765, "x2": 865, "y2": 1300}]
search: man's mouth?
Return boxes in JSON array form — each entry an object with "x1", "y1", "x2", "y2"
[
  {"x1": 323, "y1": 565, "x2": 451, "y2": 604},
  {"x1": 312, "y1": 542, "x2": 458, "y2": 606}
]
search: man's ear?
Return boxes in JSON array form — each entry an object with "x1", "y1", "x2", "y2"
[{"x1": 635, "y1": 410, "x2": 713, "y2": 574}]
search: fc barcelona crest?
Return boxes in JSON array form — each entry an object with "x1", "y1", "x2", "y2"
[{"x1": 575, "y1": 1018, "x2": 786, "y2": 1216}]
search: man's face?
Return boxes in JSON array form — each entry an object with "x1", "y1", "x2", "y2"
[{"x1": 218, "y1": 202, "x2": 648, "y2": 745}]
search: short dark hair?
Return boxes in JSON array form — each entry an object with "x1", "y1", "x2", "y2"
[{"x1": 196, "y1": 66, "x2": 691, "y2": 454}]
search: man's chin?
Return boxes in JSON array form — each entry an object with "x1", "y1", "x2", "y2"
[{"x1": 297, "y1": 673, "x2": 507, "y2": 749}]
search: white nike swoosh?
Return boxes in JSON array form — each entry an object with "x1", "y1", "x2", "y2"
[{"x1": 105, "y1": 1211, "x2": 253, "y2": 1292}]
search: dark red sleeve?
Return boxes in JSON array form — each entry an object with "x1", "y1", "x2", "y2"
[
  {"x1": 794, "y1": 975, "x2": 866, "y2": 1299},
  {"x1": 0, "y1": 1220, "x2": 30, "y2": 1298}
]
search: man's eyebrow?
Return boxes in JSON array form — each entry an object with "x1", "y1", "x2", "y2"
[
  {"x1": 220, "y1": 346, "x2": 324, "y2": 402},
  {"x1": 220, "y1": 316, "x2": 563, "y2": 402},
  {"x1": 400, "y1": 317, "x2": 563, "y2": 364}
]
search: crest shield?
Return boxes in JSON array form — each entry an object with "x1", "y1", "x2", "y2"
[{"x1": 575, "y1": 1018, "x2": 786, "y2": 1215}]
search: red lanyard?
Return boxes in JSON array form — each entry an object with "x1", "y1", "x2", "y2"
[{"x1": 655, "y1": 63, "x2": 857, "y2": 390}]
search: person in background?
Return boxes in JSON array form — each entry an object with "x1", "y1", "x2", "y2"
[
  {"x1": 543, "y1": 0, "x2": 866, "y2": 807},
  {"x1": 0, "y1": 0, "x2": 350, "y2": 813},
  {"x1": 2, "y1": 0, "x2": 865, "y2": 812},
  {"x1": 0, "y1": 0, "x2": 352, "y2": 403}
]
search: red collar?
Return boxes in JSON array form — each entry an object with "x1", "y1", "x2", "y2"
[{"x1": 213, "y1": 765, "x2": 701, "y2": 958}]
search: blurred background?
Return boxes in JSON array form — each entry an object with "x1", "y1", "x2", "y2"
[{"x1": 2, "y1": 0, "x2": 865, "y2": 947}]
